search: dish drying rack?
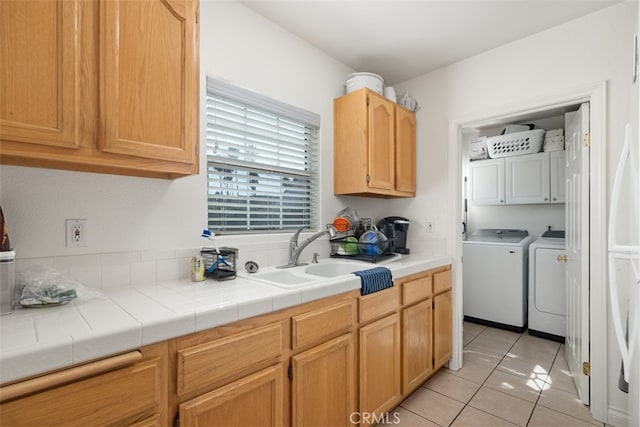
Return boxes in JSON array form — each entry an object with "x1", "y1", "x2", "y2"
[
  {"x1": 328, "y1": 218, "x2": 396, "y2": 263},
  {"x1": 200, "y1": 247, "x2": 237, "y2": 280}
]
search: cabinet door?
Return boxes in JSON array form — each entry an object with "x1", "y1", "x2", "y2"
[
  {"x1": 402, "y1": 299, "x2": 433, "y2": 394},
  {"x1": 367, "y1": 94, "x2": 395, "y2": 191},
  {"x1": 550, "y1": 151, "x2": 566, "y2": 203},
  {"x1": 359, "y1": 313, "x2": 401, "y2": 419},
  {"x1": 433, "y1": 291, "x2": 452, "y2": 369},
  {"x1": 292, "y1": 334, "x2": 356, "y2": 426},
  {"x1": 100, "y1": 0, "x2": 198, "y2": 165},
  {"x1": 395, "y1": 107, "x2": 416, "y2": 194},
  {"x1": 505, "y1": 152, "x2": 550, "y2": 204},
  {"x1": 0, "y1": 348, "x2": 166, "y2": 427},
  {"x1": 179, "y1": 364, "x2": 284, "y2": 427},
  {"x1": 0, "y1": 0, "x2": 81, "y2": 149},
  {"x1": 469, "y1": 158, "x2": 505, "y2": 205}
]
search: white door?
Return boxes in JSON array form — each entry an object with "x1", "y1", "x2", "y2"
[
  {"x1": 550, "y1": 151, "x2": 566, "y2": 203},
  {"x1": 565, "y1": 103, "x2": 590, "y2": 404},
  {"x1": 469, "y1": 158, "x2": 505, "y2": 205}
]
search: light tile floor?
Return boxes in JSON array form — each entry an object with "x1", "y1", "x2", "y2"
[{"x1": 383, "y1": 322, "x2": 604, "y2": 426}]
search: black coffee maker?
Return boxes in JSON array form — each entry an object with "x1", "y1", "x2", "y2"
[{"x1": 377, "y1": 216, "x2": 411, "y2": 254}]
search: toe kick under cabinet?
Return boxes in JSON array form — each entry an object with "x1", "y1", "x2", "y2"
[{"x1": 0, "y1": 264, "x2": 452, "y2": 427}]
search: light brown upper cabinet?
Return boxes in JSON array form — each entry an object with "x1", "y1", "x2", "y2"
[
  {"x1": 334, "y1": 88, "x2": 416, "y2": 197},
  {"x1": 0, "y1": 0, "x2": 199, "y2": 179},
  {"x1": 0, "y1": 1, "x2": 81, "y2": 150}
]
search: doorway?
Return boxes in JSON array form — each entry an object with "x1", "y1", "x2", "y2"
[{"x1": 447, "y1": 82, "x2": 608, "y2": 421}]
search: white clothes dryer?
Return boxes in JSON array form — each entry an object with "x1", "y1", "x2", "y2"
[
  {"x1": 463, "y1": 229, "x2": 531, "y2": 331},
  {"x1": 528, "y1": 232, "x2": 566, "y2": 340}
]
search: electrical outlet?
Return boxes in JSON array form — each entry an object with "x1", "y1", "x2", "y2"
[
  {"x1": 426, "y1": 221, "x2": 434, "y2": 233},
  {"x1": 66, "y1": 219, "x2": 87, "y2": 248}
]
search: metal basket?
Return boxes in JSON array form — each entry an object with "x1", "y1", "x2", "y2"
[
  {"x1": 200, "y1": 247, "x2": 237, "y2": 280},
  {"x1": 486, "y1": 129, "x2": 545, "y2": 158},
  {"x1": 329, "y1": 236, "x2": 395, "y2": 263}
]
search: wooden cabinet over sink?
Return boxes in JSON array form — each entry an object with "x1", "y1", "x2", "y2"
[
  {"x1": 0, "y1": 0, "x2": 199, "y2": 179},
  {"x1": 334, "y1": 88, "x2": 416, "y2": 198}
]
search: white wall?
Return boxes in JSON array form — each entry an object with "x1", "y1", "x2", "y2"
[
  {"x1": 0, "y1": 1, "x2": 373, "y2": 262},
  {"x1": 394, "y1": 1, "x2": 633, "y2": 253},
  {"x1": 392, "y1": 1, "x2": 635, "y2": 422},
  {"x1": 467, "y1": 205, "x2": 565, "y2": 240}
]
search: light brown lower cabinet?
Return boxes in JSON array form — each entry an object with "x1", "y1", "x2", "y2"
[
  {"x1": 401, "y1": 267, "x2": 453, "y2": 395},
  {"x1": 291, "y1": 333, "x2": 356, "y2": 426},
  {"x1": 359, "y1": 312, "x2": 402, "y2": 419},
  {"x1": 402, "y1": 298, "x2": 434, "y2": 393},
  {"x1": 179, "y1": 363, "x2": 284, "y2": 427},
  {"x1": 434, "y1": 290, "x2": 453, "y2": 369},
  {"x1": 0, "y1": 342, "x2": 168, "y2": 427}
]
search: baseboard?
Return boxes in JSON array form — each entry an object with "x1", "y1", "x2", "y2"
[
  {"x1": 463, "y1": 316, "x2": 527, "y2": 333},
  {"x1": 528, "y1": 329, "x2": 565, "y2": 343},
  {"x1": 605, "y1": 405, "x2": 630, "y2": 427}
]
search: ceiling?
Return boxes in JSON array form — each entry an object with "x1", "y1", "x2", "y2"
[{"x1": 240, "y1": 0, "x2": 621, "y2": 85}]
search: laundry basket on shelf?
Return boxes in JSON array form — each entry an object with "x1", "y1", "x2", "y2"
[{"x1": 486, "y1": 129, "x2": 545, "y2": 158}]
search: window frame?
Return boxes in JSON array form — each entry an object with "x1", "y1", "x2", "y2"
[{"x1": 204, "y1": 77, "x2": 320, "y2": 234}]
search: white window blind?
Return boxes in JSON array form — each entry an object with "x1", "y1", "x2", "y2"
[{"x1": 206, "y1": 77, "x2": 320, "y2": 233}]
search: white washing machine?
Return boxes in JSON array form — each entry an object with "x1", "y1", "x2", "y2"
[
  {"x1": 528, "y1": 231, "x2": 566, "y2": 339},
  {"x1": 463, "y1": 229, "x2": 531, "y2": 331}
]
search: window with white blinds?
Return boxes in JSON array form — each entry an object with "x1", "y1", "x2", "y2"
[{"x1": 205, "y1": 77, "x2": 320, "y2": 233}]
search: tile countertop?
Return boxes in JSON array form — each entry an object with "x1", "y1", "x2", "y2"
[{"x1": 0, "y1": 255, "x2": 451, "y2": 385}]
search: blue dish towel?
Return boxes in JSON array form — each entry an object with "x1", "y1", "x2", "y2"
[{"x1": 354, "y1": 267, "x2": 393, "y2": 295}]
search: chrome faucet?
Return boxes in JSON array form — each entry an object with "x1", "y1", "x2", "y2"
[{"x1": 278, "y1": 225, "x2": 336, "y2": 268}]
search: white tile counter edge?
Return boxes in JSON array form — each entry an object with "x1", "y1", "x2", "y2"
[{"x1": 0, "y1": 255, "x2": 450, "y2": 384}]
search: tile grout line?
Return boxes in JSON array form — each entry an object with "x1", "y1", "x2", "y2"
[
  {"x1": 448, "y1": 327, "x2": 526, "y2": 426},
  {"x1": 526, "y1": 343, "x2": 605, "y2": 427},
  {"x1": 524, "y1": 342, "x2": 560, "y2": 426},
  {"x1": 396, "y1": 325, "x2": 493, "y2": 426},
  {"x1": 400, "y1": 326, "x2": 580, "y2": 427}
]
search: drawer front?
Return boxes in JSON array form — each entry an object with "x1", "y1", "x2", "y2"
[
  {"x1": 0, "y1": 358, "x2": 162, "y2": 426},
  {"x1": 292, "y1": 299, "x2": 355, "y2": 350},
  {"x1": 359, "y1": 286, "x2": 400, "y2": 323},
  {"x1": 433, "y1": 269, "x2": 452, "y2": 294},
  {"x1": 180, "y1": 364, "x2": 284, "y2": 427},
  {"x1": 177, "y1": 321, "x2": 284, "y2": 396},
  {"x1": 402, "y1": 276, "x2": 432, "y2": 305}
]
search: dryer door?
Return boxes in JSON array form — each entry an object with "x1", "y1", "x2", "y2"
[{"x1": 535, "y1": 248, "x2": 566, "y2": 315}]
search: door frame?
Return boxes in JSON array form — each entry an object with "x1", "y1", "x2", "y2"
[{"x1": 447, "y1": 81, "x2": 607, "y2": 421}]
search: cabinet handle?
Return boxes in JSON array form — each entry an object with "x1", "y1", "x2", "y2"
[
  {"x1": 544, "y1": 197, "x2": 548, "y2": 201},
  {"x1": 500, "y1": 200, "x2": 504, "y2": 203},
  {"x1": 0, "y1": 350, "x2": 142, "y2": 403},
  {"x1": 552, "y1": 197, "x2": 557, "y2": 201},
  {"x1": 557, "y1": 255, "x2": 568, "y2": 263}
]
